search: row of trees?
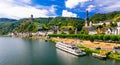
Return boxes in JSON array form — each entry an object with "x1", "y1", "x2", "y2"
[{"x1": 48, "y1": 34, "x2": 120, "y2": 42}]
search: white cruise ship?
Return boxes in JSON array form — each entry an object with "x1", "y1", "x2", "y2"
[{"x1": 56, "y1": 42, "x2": 86, "y2": 56}]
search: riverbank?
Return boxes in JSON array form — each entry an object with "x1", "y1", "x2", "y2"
[
  {"x1": 0, "y1": 35, "x2": 10, "y2": 37},
  {"x1": 109, "y1": 53, "x2": 120, "y2": 60},
  {"x1": 50, "y1": 37, "x2": 120, "y2": 60},
  {"x1": 8, "y1": 35, "x2": 47, "y2": 40}
]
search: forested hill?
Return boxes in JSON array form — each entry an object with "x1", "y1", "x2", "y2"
[
  {"x1": 0, "y1": 17, "x2": 85, "y2": 35},
  {"x1": 90, "y1": 11, "x2": 120, "y2": 22},
  {"x1": 35, "y1": 17, "x2": 85, "y2": 30},
  {"x1": 0, "y1": 18, "x2": 17, "y2": 22}
]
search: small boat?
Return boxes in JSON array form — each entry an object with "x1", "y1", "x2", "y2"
[
  {"x1": 56, "y1": 42, "x2": 86, "y2": 56},
  {"x1": 92, "y1": 53, "x2": 107, "y2": 59}
]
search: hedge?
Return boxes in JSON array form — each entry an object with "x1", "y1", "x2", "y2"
[{"x1": 48, "y1": 34, "x2": 120, "y2": 42}]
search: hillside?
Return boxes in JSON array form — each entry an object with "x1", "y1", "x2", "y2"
[
  {"x1": 90, "y1": 11, "x2": 120, "y2": 22},
  {"x1": 0, "y1": 18, "x2": 17, "y2": 22},
  {"x1": 0, "y1": 17, "x2": 85, "y2": 35}
]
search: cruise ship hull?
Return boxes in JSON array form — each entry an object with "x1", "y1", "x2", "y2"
[{"x1": 56, "y1": 42, "x2": 86, "y2": 56}]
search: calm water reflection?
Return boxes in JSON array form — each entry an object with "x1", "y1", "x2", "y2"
[{"x1": 0, "y1": 37, "x2": 119, "y2": 65}]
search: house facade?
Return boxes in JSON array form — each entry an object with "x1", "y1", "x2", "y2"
[{"x1": 105, "y1": 27, "x2": 120, "y2": 35}]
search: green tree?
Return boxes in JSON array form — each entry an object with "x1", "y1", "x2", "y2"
[{"x1": 14, "y1": 20, "x2": 38, "y2": 32}]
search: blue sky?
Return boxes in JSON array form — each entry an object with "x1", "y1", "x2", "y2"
[{"x1": 0, "y1": 0, "x2": 120, "y2": 19}]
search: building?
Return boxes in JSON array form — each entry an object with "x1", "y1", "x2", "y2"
[
  {"x1": 105, "y1": 27, "x2": 120, "y2": 35},
  {"x1": 60, "y1": 28, "x2": 70, "y2": 34},
  {"x1": 53, "y1": 26, "x2": 59, "y2": 34},
  {"x1": 85, "y1": 10, "x2": 89, "y2": 27},
  {"x1": 83, "y1": 10, "x2": 97, "y2": 35},
  {"x1": 29, "y1": 14, "x2": 34, "y2": 22},
  {"x1": 92, "y1": 20, "x2": 113, "y2": 26}
]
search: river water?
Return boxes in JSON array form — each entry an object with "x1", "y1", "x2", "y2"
[{"x1": 0, "y1": 37, "x2": 119, "y2": 65}]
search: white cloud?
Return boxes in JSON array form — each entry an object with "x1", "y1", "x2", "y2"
[
  {"x1": 62, "y1": 10, "x2": 77, "y2": 17},
  {"x1": 0, "y1": 0, "x2": 57, "y2": 19},
  {"x1": 21, "y1": 0, "x2": 31, "y2": 4},
  {"x1": 65, "y1": 0, "x2": 91, "y2": 8},
  {"x1": 100, "y1": 2, "x2": 120, "y2": 13},
  {"x1": 93, "y1": 0, "x2": 120, "y2": 13},
  {"x1": 65, "y1": 0, "x2": 120, "y2": 13},
  {"x1": 86, "y1": 5, "x2": 95, "y2": 12}
]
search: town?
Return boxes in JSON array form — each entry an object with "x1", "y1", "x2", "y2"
[{"x1": 7, "y1": 10, "x2": 120, "y2": 60}]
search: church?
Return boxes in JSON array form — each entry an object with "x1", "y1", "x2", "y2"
[{"x1": 83, "y1": 10, "x2": 97, "y2": 35}]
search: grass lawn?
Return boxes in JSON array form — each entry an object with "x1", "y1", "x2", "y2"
[
  {"x1": 109, "y1": 53, "x2": 120, "y2": 60},
  {"x1": 78, "y1": 46, "x2": 100, "y2": 53}
]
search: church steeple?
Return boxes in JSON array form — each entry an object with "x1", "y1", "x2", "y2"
[
  {"x1": 85, "y1": 10, "x2": 89, "y2": 26},
  {"x1": 83, "y1": 10, "x2": 96, "y2": 35}
]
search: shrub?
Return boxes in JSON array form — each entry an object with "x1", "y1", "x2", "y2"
[
  {"x1": 103, "y1": 35, "x2": 110, "y2": 41},
  {"x1": 48, "y1": 34, "x2": 120, "y2": 42},
  {"x1": 110, "y1": 35, "x2": 118, "y2": 41}
]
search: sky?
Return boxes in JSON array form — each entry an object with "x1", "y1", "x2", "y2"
[{"x1": 0, "y1": 0, "x2": 120, "y2": 19}]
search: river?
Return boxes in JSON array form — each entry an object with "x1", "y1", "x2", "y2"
[{"x1": 0, "y1": 37, "x2": 119, "y2": 65}]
